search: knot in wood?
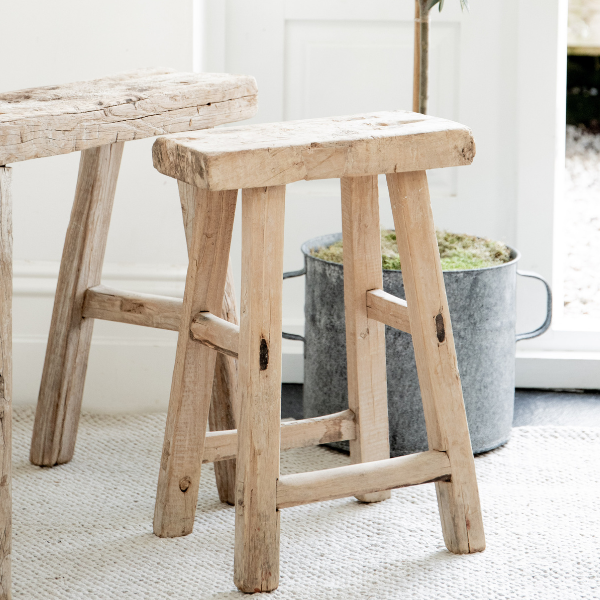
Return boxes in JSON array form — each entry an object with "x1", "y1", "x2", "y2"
[
  {"x1": 435, "y1": 312, "x2": 445, "y2": 343},
  {"x1": 179, "y1": 475, "x2": 191, "y2": 493},
  {"x1": 259, "y1": 338, "x2": 269, "y2": 371}
]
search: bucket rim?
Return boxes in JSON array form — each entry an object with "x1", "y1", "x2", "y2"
[{"x1": 301, "y1": 232, "x2": 521, "y2": 274}]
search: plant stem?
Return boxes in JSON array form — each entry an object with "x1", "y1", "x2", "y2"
[{"x1": 413, "y1": 0, "x2": 430, "y2": 114}]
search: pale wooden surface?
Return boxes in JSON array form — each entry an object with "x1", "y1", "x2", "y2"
[
  {"x1": 366, "y1": 289, "x2": 411, "y2": 334},
  {"x1": 83, "y1": 285, "x2": 182, "y2": 331},
  {"x1": 190, "y1": 313, "x2": 239, "y2": 358},
  {"x1": 276, "y1": 450, "x2": 451, "y2": 509},
  {"x1": 340, "y1": 175, "x2": 391, "y2": 503},
  {"x1": 0, "y1": 69, "x2": 258, "y2": 165},
  {"x1": 0, "y1": 167, "x2": 12, "y2": 600},
  {"x1": 152, "y1": 110, "x2": 475, "y2": 190},
  {"x1": 30, "y1": 143, "x2": 124, "y2": 467},
  {"x1": 387, "y1": 170, "x2": 485, "y2": 554},
  {"x1": 203, "y1": 410, "x2": 356, "y2": 464},
  {"x1": 154, "y1": 186, "x2": 237, "y2": 537},
  {"x1": 83, "y1": 285, "x2": 241, "y2": 357},
  {"x1": 178, "y1": 180, "x2": 240, "y2": 506},
  {"x1": 234, "y1": 185, "x2": 285, "y2": 593}
]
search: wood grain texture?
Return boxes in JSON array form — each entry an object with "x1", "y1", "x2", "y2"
[
  {"x1": 277, "y1": 450, "x2": 451, "y2": 509},
  {"x1": 341, "y1": 176, "x2": 391, "y2": 503},
  {"x1": 0, "y1": 168, "x2": 12, "y2": 600},
  {"x1": 366, "y1": 289, "x2": 411, "y2": 333},
  {"x1": 30, "y1": 142, "x2": 124, "y2": 467},
  {"x1": 203, "y1": 410, "x2": 356, "y2": 464},
  {"x1": 190, "y1": 312, "x2": 239, "y2": 358},
  {"x1": 0, "y1": 69, "x2": 258, "y2": 164},
  {"x1": 154, "y1": 186, "x2": 237, "y2": 537},
  {"x1": 234, "y1": 186, "x2": 286, "y2": 593},
  {"x1": 83, "y1": 285, "x2": 182, "y2": 331},
  {"x1": 387, "y1": 170, "x2": 485, "y2": 554},
  {"x1": 152, "y1": 110, "x2": 475, "y2": 190},
  {"x1": 178, "y1": 180, "x2": 240, "y2": 506}
]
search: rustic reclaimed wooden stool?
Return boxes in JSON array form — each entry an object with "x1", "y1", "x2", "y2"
[
  {"x1": 0, "y1": 68, "x2": 256, "y2": 598},
  {"x1": 151, "y1": 111, "x2": 486, "y2": 593}
]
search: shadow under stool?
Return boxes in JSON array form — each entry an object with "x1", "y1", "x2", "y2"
[
  {"x1": 150, "y1": 110, "x2": 487, "y2": 593},
  {"x1": 0, "y1": 68, "x2": 258, "y2": 599}
]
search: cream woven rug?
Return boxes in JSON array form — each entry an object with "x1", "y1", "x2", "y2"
[{"x1": 12, "y1": 409, "x2": 600, "y2": 599}]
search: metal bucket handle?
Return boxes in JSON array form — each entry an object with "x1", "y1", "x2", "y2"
[
  {"x1": 282, "y1": 267, "x2": 307, "y2": 342},
  {"x1": 282, "y1": 267, "x2": 553, "y2": 344},
  {"x1": 516, "y1": 270, "x2": 553, "y2": 342}
]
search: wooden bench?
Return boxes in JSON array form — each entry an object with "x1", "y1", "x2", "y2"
[
  {"x1": 150, "y1": 110, "x2": 485, "y2": 593},
  {"x1": 0, "y1": 68, "x2": 257, "y2": 599}
]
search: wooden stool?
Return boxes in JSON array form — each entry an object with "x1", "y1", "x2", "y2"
[
  {"x1": 0, "y1": 68, "x2": 251, "y2": 598},
  {"x1": 151, "y1": 111, "x2": 486, "y2": 593},
  {"x1": 10, "y1": 70, "x2": 256, "y2": 496}
]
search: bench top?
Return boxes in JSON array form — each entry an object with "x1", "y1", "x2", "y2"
[
  {"x1": 0, "y1": 68, "x2": 258, "y2": 165},
  {"x1": 152, "y1": 111, "x2": 475, "y2": 191}
]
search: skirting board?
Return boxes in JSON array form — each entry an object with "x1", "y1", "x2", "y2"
[
  {"x1": 13, "y1": 337, "x2": 304, "y2": 413},
  {"x1": 515, "y1": 350, "x2": 600, "y2": 390},
  {"x1": 13, "y1": 261, "x2": 600, "y2": 414}
]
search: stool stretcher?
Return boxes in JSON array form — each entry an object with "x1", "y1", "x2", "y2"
[
  {"x1": 203, "y1": 410, "x2": 356, "y2": 464},
  {"x1": 276, "y1": 450, "x2": 451, "y2": 509}
]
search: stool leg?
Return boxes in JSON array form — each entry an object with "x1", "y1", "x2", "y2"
[
  {"x1": 30, "y1": 142, "x2": 124, "y2": 467},
  {"x1": 154, "y1": 186, "x2": 237, "y2": 538},
  {"x1": 178, "y1": 181, "x2": 239, "y2": 506},
  {"x1": 387, "y1": 170, "x2": 485, "y2": 554},
  {"x1": 340, "y1": 175, "x2": 391, "y2": 503},
  {"x1": 0, "y1": 167, "x2": 12, "y2": 600},
  {"x1": 234, "y1": 185, "x2": 285, "y2": 593}
]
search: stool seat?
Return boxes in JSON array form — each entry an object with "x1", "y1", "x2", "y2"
[
  {"x1": 152, "y1": 110, "x2": 475, "y2": 191},
  {"x1": 0, "y1": 68, "x2": 258, "y2": 165}
]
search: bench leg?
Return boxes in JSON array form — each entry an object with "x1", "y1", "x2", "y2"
[
  {"x1": 0, "y1": 167, "x2": 12, "y2": 600},
  {"x1": 178, "y1": 181, "x2": 239, "y2": 505},
  {"x1": 340, "y1": 175, "x2": 391, "y2": 503},
  {"x1": 234, "y1": 185, "x2": 285, "y2": 593},
  {"x1": 154, "y1": 186, "x2": 237, "y2": 538},
  {"x1": 30, "y1": 142, "x2": 124, "y2": 467},
  {"x1": 387, "y1": 170, "x2": 485, "y2": 554}
]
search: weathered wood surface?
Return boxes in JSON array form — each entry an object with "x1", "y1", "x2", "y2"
[
  {"x1": 0, "y1": 68, "x2": 258, "y2": 164},
  {"x1": 152, "y1": 110, "x2": 475, "y2": 190},
  {"x1": 178, "y1": 180, "x2": 240, "y2": 506},
  {"x1": 190, "y1": 312, "x2": 239, "y2": 358},
  {"x1": 83, "y1": 285, "x2": 182, "y2": 331},
  {"x1": 234, "y1": 185, "x2": 285, "y2": 593},
  {"x1": 341, "y1": 175, "x2": 391, "y2": 503},
  {"x1": 154, "y1": 186, "x2": 237, "y2": 538},
  {"x1": 277, "y1": 450, "x2": 451, "y2": 509},
  {"x1": 83, "y1": 285, "x2": 241, "y2": 357},
  {"x1": 31, "y1": 143, "x2": 124, "y2": 467},
  {"x1": 0, "y1": 167, "x2": 12, "y2": 600},
  {"x1": 203, "y1": 410, "x2": 356, "y2": 464},
  {"x1": 387, "y1": 170, "x2": 485, "y2": 554},
  {"x1": 366, "y1": 289, "x2": 411, "y2": 334}
]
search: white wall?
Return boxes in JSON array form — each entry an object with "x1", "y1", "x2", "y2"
[{"x1": 1, "y1": 0, "x2": 194, "y2": 412}]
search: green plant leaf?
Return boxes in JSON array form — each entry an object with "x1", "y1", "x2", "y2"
[{"x1": 426, "y1": 0, "x2": 469, "y2": 11}]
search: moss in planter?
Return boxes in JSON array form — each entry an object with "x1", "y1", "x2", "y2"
[{"x1": 311, "y1": 229, "x2": 511, "y2": 271}]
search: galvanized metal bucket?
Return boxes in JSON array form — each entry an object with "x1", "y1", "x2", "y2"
[{"x1": 285, "y1": 232, "x2": 552, "y2": 456}]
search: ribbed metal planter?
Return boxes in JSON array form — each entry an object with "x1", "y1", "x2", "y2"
[{"x1": 290, "y1": 233, "x2": 551, "y2": 456}]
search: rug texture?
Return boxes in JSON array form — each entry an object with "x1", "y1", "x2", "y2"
[{"x1": 11, "y1": 409, "x2": 600, "y2": 599}]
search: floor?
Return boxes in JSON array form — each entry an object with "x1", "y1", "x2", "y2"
[{"x1": 281, "y1": 384, "x2": 600, "y2": 427}]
